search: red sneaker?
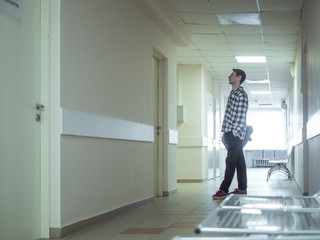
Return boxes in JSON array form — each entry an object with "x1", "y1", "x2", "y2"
[
  {"x1": 212, "y1": 189, "x2": 228, "y2": 199},
  {"x1": 230, "y1": 188, "x2": 247, "y2": 195}
]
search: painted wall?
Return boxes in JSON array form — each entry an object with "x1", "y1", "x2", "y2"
[
  {"x1": 289, "y1": 28, "x2": 304, "y2": 192},
  {"x1": 51, "y1": 0, "x2": 180, "y2": 230},
  {"x1": 290, "y1": 33, "x2": 303, "y2": 140},
  {"x1": 177, "y1": 65, "x2": 216, "y2": 180},
  {"x1": 302, "y1": 0, "x2": 320, "y2": 195},
  {"x1": 289, "y1": 0, "x2": 320, "y2": 195}
]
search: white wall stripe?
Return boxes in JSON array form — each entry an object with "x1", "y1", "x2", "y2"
[
  {"x1": 307, "y1": 109, "x2": 320, "y2": 140},
  {"x1": 168, "y1": 129, "x2": 178, "y2": 145},
  {"x1": 291, "y1": 127, "x2": 303, "y2": 146},
  {"x1": 61, "y1": 108, "x2": 154, "y2": 142}
]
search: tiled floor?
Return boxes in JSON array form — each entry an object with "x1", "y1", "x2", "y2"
[{"x1": 59, "y1": 168, "x2": 301, "y2": 240}]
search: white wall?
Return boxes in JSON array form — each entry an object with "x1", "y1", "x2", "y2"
[
  {"x1": 177, "y1": 65, "x2": 217, "y2": 180},
  {"x1": 177, "y1": 65, "x2": 204, "y2": 180},
  {"x1": 289, "y1": 28, "x2": 304, "y2": 192},
  {"x1": 289, "y1": 0, "x2": 320, "y2": 195},
  {"x1": 50, "y1": 0, "x2": 182, "y2": 231},
  {"x1": 302, "y1": 0, "x2": 320, "y2": 195}
]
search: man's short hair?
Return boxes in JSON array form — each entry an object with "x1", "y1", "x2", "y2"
[{"x1": 233, "y1": 68, "x2": 246, "y2": 84}]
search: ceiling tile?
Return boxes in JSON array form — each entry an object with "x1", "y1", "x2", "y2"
[
  {"x1": 225, "y1": 34, "x2": 262, "y2": 42},
  {"x1": 187, "y1": 24, "x2": 222, "y2": 34},
  {"x1": 259, "y1": 0, "x2": 304, "y2": 11},
  {"x1": 194, "y1": 42, "x2": 230, "y2": 49},
  {"x1": 177, "y1": 45, "x2": 197, "y2": 51},
  {"x1": 244, "y1": 70, "x2": 268, "y2": 80},
  {"x1": 221, "y1": 25, "x2": 261, "y2": 34},
  {"x1": 262, "y1": 24, "x2": 300, "y2": 34},
  {"x1": 210, "y1": 63, "x2": 237, "y2": 69},
  {"x1": 213, "y1": 73, "x2": 228, "y2": 78},
  {"x1": 244, "y1": 66, "x2": 268, "y2": 72},
  {"x1": 233, "y1": 50, "x2": 265, "y2": 56},
  {"x1": 264, "y1": 43, "x2": 297, "y2": 50},
  {"x1": 212, "y1": 67, "x2": 234, "y2": 75},
  {"x1": 260, "y1": 11, "x2": 302, "y2": 25},
  {"x1": 205, "y1": 56, "x2": 237, "y2": 63},
  {"x1": 267, "y1": 62, "x2": 292, "y2": 68},
  {"x1": 245, "y1": 68, "x2": 268, "y2": 73},
  {"x1": 228, "y1": 42, "x2": 264, "y2": 50},
  {"x1": 168, "y1": 0, "x2": 212, "y2": 13},
  {"x1": 246, "y1": 83, "x2": 270, "y2": 91},
  {"x1": 178, "y1": 12, "x2": 218, "y2": 24},
  {"x1": 192, "y1": 34, "x2": 226, "y2": 42},
  {"x1": 200, "y1": 49, "x2": 235, "y2": 56},
  {"x1": 247, "y1": 75, "x2": 269, "y2": 81},
  {"x1": 263, "y1": 34, "x2": 298, "y2": 43},
  {"x1": 265, "y1": 50, "x2": 296, "y2": 57},
  {"x1": 209, "y1": 0, "x2": 259, "y2": 13},
  {"x1": 269, "y1": 71, "x2": 292, "y2": 78},
  {"x1": 267, "y1": 56, "x2": 295, "y2": 63},
  {"x1": 166, "y1": 0, "x2": 303, "y2": 106},
  {"x1": 269, "y1": 79, "x2": 292, "y2": 85},
  {"x1": 268, "y1": 72, "x2": 291, "y2": 78}
]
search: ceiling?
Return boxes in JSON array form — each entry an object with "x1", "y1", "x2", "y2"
[{"x1": 167, "y1": 0, "x2": 304, "y2": 108}]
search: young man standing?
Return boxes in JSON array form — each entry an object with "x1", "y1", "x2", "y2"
[{"x1": 212, "y1": 68, "x2": 249, "y2": 199}]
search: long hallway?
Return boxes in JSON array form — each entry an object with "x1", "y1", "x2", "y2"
[{"x1": 58, "y1": 168, "x2": 301, "y2": 240}]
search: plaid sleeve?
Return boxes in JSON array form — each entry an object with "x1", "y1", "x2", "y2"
[{"x1": 232, "y1": 91, "x2": 248, "y2": 139}]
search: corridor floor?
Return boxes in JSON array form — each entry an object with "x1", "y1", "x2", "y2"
[{"x1": 58, "y1": 168, "x2": 301, "y2": 240}]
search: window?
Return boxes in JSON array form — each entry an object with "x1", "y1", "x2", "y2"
[{"x1": 245, "y1": 109, "x2": 286, "y2": 150}]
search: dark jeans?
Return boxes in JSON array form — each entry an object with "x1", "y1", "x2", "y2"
[{"x1": 220, "y1": 131, "x2": 247, "y2": 193}]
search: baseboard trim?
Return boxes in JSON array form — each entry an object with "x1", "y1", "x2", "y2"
[
  {"x1": 50, "y1": 197, "x2": 154, "y2": 239},
  {"x1": 177, "y1": 179, "x2": 204, "y2": 183},
  {"x1": 163, "y1": 188, "x2": 177, "y2": 196}
]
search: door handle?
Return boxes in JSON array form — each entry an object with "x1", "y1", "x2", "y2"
[
  {"x1": 35, "y1": 103, "x2": 45, "y2": 122},
  {"x1": 36, "y1": 103, "x2": 45, "y2": 110},
  {"x1": 156, "y1": 126, "x2": 162, "y2": 136},
  {"x1": 35, "y1": 114, "x2": 41, "y2": 122}
]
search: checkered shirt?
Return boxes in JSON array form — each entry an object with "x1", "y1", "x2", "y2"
[{"x1": 221, "y1": 86, "x2": 248, "y2": 140}]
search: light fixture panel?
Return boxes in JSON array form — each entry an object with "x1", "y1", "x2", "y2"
[
  {"x1": 236, "y1": 56, "x2": 266, "y2": 63},
  {"x1": 216, "y1": 13, "x2": 261, "y2": 26},
  {"x1": 246, "y1": 79, "x2": 269, "y2": 84}
]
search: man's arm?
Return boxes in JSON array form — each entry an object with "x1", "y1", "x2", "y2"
[{"x1": 233, "y1": 94, "x2": 248, "y2": 139}]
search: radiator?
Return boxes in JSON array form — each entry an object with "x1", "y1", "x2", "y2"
[{"x1": 254, "y1": 159, "x2": 274, "y2": 167}]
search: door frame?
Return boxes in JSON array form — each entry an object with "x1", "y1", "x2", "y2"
[
  {"x1": 153, "y1": 50, "x2": 164, "y2": 197},
  {"x1": 214, "y1": 98, "x2": 221, "y2": 178},
  {"x1": 207, "y1": 93, "x2": 214, "y2": 179},
  {"x1": 40, "y1": 0, "x2": 50, "y2": 237}
]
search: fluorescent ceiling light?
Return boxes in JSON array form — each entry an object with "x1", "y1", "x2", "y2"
[
  {"x1": 216, "y1": 13, "x2": 261, "y2": 25},
  {"x1": 236, "y1": 56, "x2": 266, "y2": 63},
  {"x1": 246, "y1": 79, "x2": 269, "y2": 84},
  {"x1": 251, "y1": 91, "x2": 271, "y2": 95}
]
